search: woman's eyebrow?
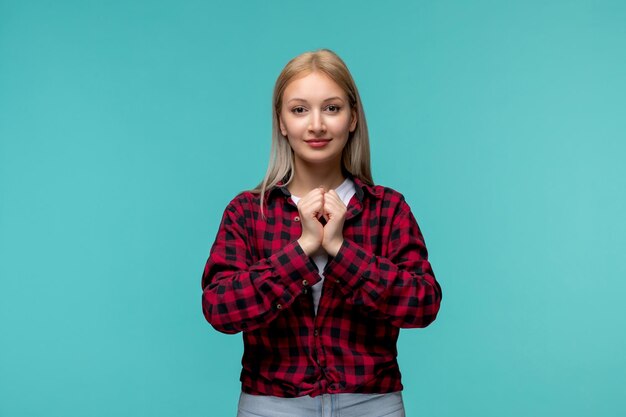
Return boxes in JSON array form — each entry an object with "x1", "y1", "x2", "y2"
[{"x1": 287, "y1": 96, "x2": 345, "y2": 103}]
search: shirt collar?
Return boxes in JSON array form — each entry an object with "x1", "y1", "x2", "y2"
[
  {"x1": 269, "y1": 172, "x2": 380, "y2": 201},
  {"x1": 350, "y1": 174, "x2": 381, "y2": 200}
]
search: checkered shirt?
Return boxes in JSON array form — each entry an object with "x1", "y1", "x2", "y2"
[{"x1": 201, "y1": 175, "x2": 442, "y2": 397}]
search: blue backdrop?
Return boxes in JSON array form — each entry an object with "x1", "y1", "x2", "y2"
[{"x1": 1, "y1": 1, "x2": 625, "y2": 416}]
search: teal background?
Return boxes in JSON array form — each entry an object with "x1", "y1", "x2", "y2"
[{"x1": 1, "y1": 0, "x2": 625, "y2": 416}]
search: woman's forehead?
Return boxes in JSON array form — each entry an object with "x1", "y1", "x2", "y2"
[{"x1": 283, "y1": 72, "x2": 347, "y2": 102}]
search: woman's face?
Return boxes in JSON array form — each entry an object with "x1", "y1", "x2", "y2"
[{"x1": 279, "y1": 71, "x2": 357, "y2": 170}]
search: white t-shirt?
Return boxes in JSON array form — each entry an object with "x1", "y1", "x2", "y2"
[{"x1": 289, "y1": 177, "x2": 356, "y2": 314}]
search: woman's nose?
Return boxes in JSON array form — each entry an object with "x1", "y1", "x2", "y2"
[{"x1": 308, "y1": 110, "x2": 326, "y2": 133}]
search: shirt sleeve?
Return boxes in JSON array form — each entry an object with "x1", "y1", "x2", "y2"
[
  {"x1": 201, "y1": 197, "x2": 321, "y2": 334},
  {"x1": 322, "y1": 199, "x2": 442, "y2": 328}
]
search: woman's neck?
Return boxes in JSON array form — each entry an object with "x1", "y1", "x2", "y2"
[{"x1": 287, "y1": 162, "x2": 346, "y2": 197}]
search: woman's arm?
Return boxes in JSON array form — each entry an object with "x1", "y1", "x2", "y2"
[
  {"x1": 201, "y1": 196, "x2": 321, "y2": 334},
  {"x1": 322, "y1": 198, "x2": 442, "y2": 328}
]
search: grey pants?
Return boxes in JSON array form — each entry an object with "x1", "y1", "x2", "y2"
[{"x1": 237, "y1": 391, "x2": 405, "y2": 417}]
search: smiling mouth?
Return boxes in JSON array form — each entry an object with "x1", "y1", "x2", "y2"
[{"x1": 304, "y1": 139, "x2": 332, "y2": 148}]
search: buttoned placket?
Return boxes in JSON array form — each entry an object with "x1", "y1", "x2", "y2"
[
  {"x1": 276, "y1": 182, "x2": 368, "y2": 392},
  {"x1": 280, "y1": 191, "x2": 323, "y2": 374}
]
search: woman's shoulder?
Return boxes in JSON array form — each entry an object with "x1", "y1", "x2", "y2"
[
  {"x1": 373, "y1": 184, "x2": 404, "y2": 197},
  {"x1": 357, "y1": 178, "x2": 408, "y2": 204},
  {"x1": 224, "y1": 189, "x2": 262, "y2": 211},
  {"x1": 358, "y1": 180, "x2": 416, "y2": 218}
]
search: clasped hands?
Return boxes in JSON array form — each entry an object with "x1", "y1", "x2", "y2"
[{"x1": 296, "y1": 187, "x2": 346, "y2": 257}]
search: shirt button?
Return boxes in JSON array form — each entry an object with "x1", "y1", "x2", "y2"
[
  {"x1": 302, "y1": 279, "x2": 308, "y2": 286},
  {"x1": 294, "y1": 216, "x2": 300, "y2": 222},
  {"x1": 314, "y1": 329, "x2": 319, "y2": 336},
  {"x1": 276, "y1": 303, "x2": 282, "y2": 310}
]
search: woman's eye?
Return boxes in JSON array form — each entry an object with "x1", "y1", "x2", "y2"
[
  {"x1": 291, "y1": 106, "x2": 306, "y2": 114},
  {"x1": 326, "y1": 105, "x2": 341, "y2": 112}
]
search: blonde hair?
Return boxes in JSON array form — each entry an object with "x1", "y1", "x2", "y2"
[{"x1": 251, "y1": 48, "x2": 373, "y2": 218}]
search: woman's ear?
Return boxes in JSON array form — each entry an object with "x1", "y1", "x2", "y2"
[
  {"x1": 279, "y1": 115, "x2": 287, "y2": 137},
  {"x1": 349, "y1": 108, "x2": 357, "y2": 132}
]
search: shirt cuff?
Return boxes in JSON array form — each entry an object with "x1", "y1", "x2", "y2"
[
  {"x1": 266, "y1": 240, "x2": 322, "y2": 304},
  {"x1": 323, "y1": 238, "x2": 372, "y2": 294}
]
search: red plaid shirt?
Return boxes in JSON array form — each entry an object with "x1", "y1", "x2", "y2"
[{"x1": 201, "y1": 175, "x2": 442, "y2": 397}]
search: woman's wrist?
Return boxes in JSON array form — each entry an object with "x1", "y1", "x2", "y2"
[
  {"x1": 297, "y1": 238, "x2": 319, "y2": 256},
  {"x1": 323, "y1": 239, "x2": 344, "y2": 257}
]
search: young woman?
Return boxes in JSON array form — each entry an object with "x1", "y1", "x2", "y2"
[{"x1": 201, "y1": 49, "x2": 442, "y2": 417}]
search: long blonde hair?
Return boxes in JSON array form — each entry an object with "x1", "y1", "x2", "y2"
[{"x1": 251, "y1": 49, "x2": 373, "y2": 218}]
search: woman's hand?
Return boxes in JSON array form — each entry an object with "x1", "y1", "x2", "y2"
[
  {"x1": 296, "y1": 187, "x2": 326, "y2": 255},
  {"x1": 321, "y1": 189, "x2": 347, "y2": 257}
]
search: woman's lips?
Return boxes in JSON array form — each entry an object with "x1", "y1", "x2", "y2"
[{"x1": 305, "y1": 139, "x2": 331, "y2": 148}]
